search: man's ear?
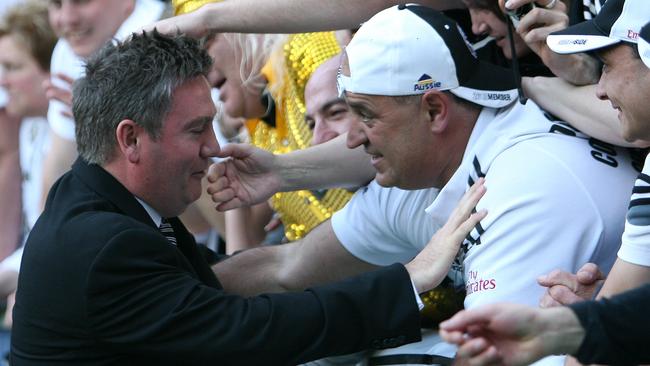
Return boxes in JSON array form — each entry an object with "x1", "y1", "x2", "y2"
[
  {"x1": 422, "y1": 90, "x2": 450, "y2": 134},
  {"x1": 115, "y1": 119, "x2": 144, "y2": 164}
]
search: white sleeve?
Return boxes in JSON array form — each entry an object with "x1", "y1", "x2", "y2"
[
  {"x1": 47, "y1": 41, "x2": 84, "y2": 141},
  {"x1": 331, "y1": 181, "x2": 431, "y2": 265},
  {"x1": 463, "y1": 143, "x2": 605, "y2": 310},
  {"x1": 0, "y1": 246, "x2": 23, "y2": 273},
  {"x1": 618, "y1": 158, "x2": 650, "y2": 266}
]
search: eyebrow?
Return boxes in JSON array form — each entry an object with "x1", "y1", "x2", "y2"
[
  {"x1": 186, "y1": 116, "x2": 214, "y2": 129},
  {"x1": 305, "y1": 97, "x2": 347, "y2": 122},
  {"x1": 345, "y1": 99, "x2": 372, "y2": 114},
  {"x1": 319, "y1": 97, "x2": 347, "y2": 113}
]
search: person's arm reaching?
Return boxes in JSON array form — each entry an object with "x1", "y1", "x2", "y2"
[
  {"x1": 439, "y1": 303, "x2": 585, "y2": 366},
  {"x1": 207, "y1": 133, "x2": 375, "y2": 211},
  {"x1": 214, "y1": 178, "x2": 487, "y2": 297},
  {"x1": 147, "y1": 0, "x2": 462, "y2": 37},
  {"x1": 441, "y1": 284, "x2": 650, "y2": 366},
  {"x1": 523, "y1": 76, "x2": 650, "y2": 147}
]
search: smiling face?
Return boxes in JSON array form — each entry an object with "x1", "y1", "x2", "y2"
[
  {"x1": 464, "y1": 0, "x2": 530, "y2": 60},
  {"x1": 0, "y1": 35, "x2": 49, "y2": 117},
  {"x1": 304, "y1": 56, "x2": 355, "y2": 145},
  {"x1": 206, "y1": 34, "x2": 266, "y2": 119},
  {"x1": 344, "y1": 92, "x2": 444, "y2": 189},
  {"x1": 137, "y1": 76, "x2": 219, "y2": 217},
  {"x1": 596, "y1": 44, "x2": 650, "y2": 143},
  {"x1": 48, "y1": 0, "x2": 133, "y2": 58}
]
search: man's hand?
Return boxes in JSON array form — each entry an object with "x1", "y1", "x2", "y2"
[
  {"x1": 537, "y1": 263, "x2": 605, "y2": 307},
  {"x1": 504, "y1": 0, "x2": 569, "y2": 56},
  {"x1": 503, "y1": 0, "x2": 600, "y2": 85},
  {"x1": 407, "y1": 178, "x2": 487, "y2": 293},
  {"x1": 440, "y1": 303, "x2": 584, "y2": 366},
  {"x1": 207, "y1": 143, "x2": 283, "y2": 211},
  {"x1": 143, "y1": 5, "x2": 211, "y2": 38}
]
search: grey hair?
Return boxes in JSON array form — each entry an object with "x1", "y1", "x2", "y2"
[{"x1": 73, "y1": 30, "x2": 212, "y2": 165}]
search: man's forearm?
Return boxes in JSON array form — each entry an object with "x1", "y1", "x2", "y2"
[
  {"x1": 275, "y1": 134, "x2": 375, "y2": 192},
  {"x1": 538, "y1": 307, "x2": 585, "y2": 357},
  {"x1": 524, "y1": 77, "x2": 649, "y2": 147},
  {"x1": 201, "y1": 0, "x2": 461, "y2": 33}
]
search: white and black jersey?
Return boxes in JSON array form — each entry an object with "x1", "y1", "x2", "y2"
[
  {"x1": 569, "y1": 0, "x2": 607, "y2": 24},
  {"x1": 332, "y1": 100, "x2": 639, "y2": 365},
  {"x1": 619, "y1": 157, "x2": 650, "y2": 267}
]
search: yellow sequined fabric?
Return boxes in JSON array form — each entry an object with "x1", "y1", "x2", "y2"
[
  {"x1": 257, "y1": 32, "x2": 353, "y2": 241},
  {"x1": 173, "y1": 0, "x2": 220, "y2": 15}
]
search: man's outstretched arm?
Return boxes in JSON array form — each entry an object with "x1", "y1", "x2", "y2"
[
  {"x1": 213, "y1": 178, "x2": 487, "y2": 297},
  {"x1": 207, "y1": 134, "x2": 375, "y2": 211},
  {"x1": 147, "y1": 0, "x2": 462, "y2": 37}
]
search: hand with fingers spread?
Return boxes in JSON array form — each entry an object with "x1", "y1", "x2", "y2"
[
  {"x1": 206, "y1": 143, "x2": 283, "y2": 211},
  {"x1": 440, "y1": 302, "x2": 584, "y2": 366},
  {"x1": 407, "y1": 178, "x2": 488, "y2": 293},
  {"x1": 502, "y1": 0, "x2": 600, "y2": 85},
  {"x1": 43, "y1": 73, "x2": 75, "y2": 118},
  {"x1": 537, "y1": 263, "x2": 605, "y2": 307}
]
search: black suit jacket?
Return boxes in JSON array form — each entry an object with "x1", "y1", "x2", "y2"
[{"x1": 12, "y1": 159, "x2": 421, "y2": 365}]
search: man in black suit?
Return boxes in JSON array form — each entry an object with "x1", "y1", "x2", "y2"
[{"x1": 10, "y1": 31, "x2": 485, "y2": 365}]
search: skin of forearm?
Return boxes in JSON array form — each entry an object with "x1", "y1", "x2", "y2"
[
  {"x1": 213, "y1": 221, "x2": 378, "y2": 296},
  {"x1": 0, "y1": 151, "x2": 22, "y2": 260},
  {"x1": 539, "y1": 307, "x2": 586, "y2": 357},
  {"x1": 524, "y1": 76, "x2": 649, "y2": 148},
  {"x1": 275, "y1": 134, "x2": 375, "y2": 192},
  {"x1": 201, "y1": 0, "x2": 462, "y2": 33},
  {"x1": 596, "y1": 259, "x2": 650, "y2": 300},
  {"x1": 213, "y1": 242, "x2": 296, "y2": 296},
  {"x1": 546, "y1": 53, "x2": 601, "y2": 86}
]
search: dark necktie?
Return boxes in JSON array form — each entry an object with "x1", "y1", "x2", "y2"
[{"x1": 159, "y1": 218, "x2": 177, "y2": 246}]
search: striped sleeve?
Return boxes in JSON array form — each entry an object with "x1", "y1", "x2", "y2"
[{"x1": 618, "y1": 159, "x2": 650, "y2": 266}]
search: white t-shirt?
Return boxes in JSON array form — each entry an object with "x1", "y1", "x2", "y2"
[
  {"x1": 332, "y1": 100, "x2": 638, "y2": 365},
  {"x1": 47, "y1": 0, "x2": 165, "y2": 140},
  {"x1": 618, "y1": 156, "x2": 650, "y2": 266}
]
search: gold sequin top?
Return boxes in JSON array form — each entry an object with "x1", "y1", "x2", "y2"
[{"x1": 252, "y1": 32, "x2": 354, "y2": 241}]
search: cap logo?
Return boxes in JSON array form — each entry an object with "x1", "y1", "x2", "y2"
[
  {"x1": 558, "y1": 39, "x2": 587, "y2": 45},
  {"x1": 414, "y1": 74, "x2": 441, "y2": 92},
  {"x1": 472, "y1": 91, "x2": 512, "y2": 102},
  {"x1": 627, "y1": 29, "x2": 639, "y2": 40}
]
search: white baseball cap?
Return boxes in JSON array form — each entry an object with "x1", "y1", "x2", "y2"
[
  {"x1": 639, "y1": 22, "x2": 650, "y2": 69},
  {"x1": 547, "y1": 0, "x2": 649, "y2": 54},
  {"x1": 337, "y1": 4, "x2": 518, "y2": 109}
]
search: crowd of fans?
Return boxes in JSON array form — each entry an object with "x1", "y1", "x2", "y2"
[{"x1": 0, "y1": 0, "x2": 648, "y2": 365}]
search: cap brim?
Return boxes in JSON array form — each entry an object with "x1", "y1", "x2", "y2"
[
  {"x1": 451, "y1": 60, "x2": 518, "y2": 109},
  {"x1": 547, "y1": 20, "x2": 620, "y2": 54},
  {"x1": 640, "y1": 24, "x2": 650, "y2": 69}
]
